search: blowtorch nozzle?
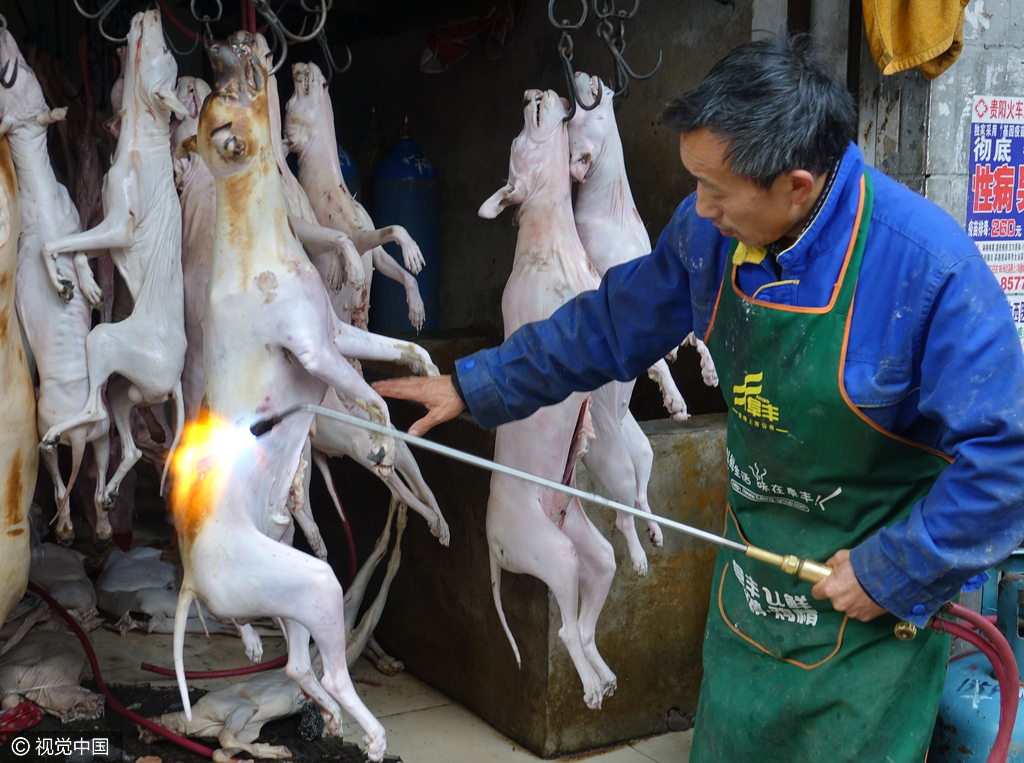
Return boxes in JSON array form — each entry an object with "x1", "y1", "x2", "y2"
[{"x1": 250, "y1": 414, "x2": 285, "y2": 437}]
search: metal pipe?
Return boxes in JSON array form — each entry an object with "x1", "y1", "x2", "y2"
[{"x1": 250, "y1": 403, "x2": 748, "y2": 553}]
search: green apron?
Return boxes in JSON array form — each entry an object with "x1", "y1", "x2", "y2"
[{"x1": 691, "y1": 172, "x2": 952, "y2": 762}]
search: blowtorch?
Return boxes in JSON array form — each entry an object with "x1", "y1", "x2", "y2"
[{"x1": 250, "y1": 402, "x2": 917, "y2": 640}]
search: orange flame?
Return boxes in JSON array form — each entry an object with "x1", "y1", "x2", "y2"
[{"x1": 169, "y1": 412, "x2": 254, "y2": 543}]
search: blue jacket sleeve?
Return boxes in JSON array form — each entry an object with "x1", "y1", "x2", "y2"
[
  {"x1": 850, "y1": 255, "x2": 1024, "y2": 624},
  {"x1": 456, "y1": 206, "x2": 700, "y2": 430}
]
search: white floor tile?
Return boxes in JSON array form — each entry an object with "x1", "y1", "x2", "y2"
[{"x1": 631, "y1": 730, "x2": 693, "y2": 763}]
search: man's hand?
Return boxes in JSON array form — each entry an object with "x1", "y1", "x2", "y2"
[
  {"x1": 372, "y1": 375, "x2": 465, "y2": 437},
  {"x1": 811, "y1": 549, "x2": 886, "y2": 622}
]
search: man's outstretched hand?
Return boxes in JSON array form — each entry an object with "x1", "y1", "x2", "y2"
[{"x1": 372, "y1": 375, "x2": 466, "y2": 437}]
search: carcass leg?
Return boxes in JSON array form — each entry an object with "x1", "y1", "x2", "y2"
[
  {"x1": 487, "y1": 488, "x2": 604, "y2": 709},
  {"x1": 235, "y1": 622, "x2": 264, "y2": 663},
  {"x1": 329, "y1": 316, "x2": 438, "y2": 377},
  {"x1": 290, "y1": 445, "x2": 328, "y2": 560},
  {"x1": 621, "y1": 411, "x2": 663, "y2": 548},
  {"x1": 101, "y1": 376, "x2": 143, "y2": 519},
  {"x1": 559, "y1": 496, "x2": 618, "y2": 699},
  {"x1": 369, "y1": 248, "x2": 424, "y2": 330},
  {"x1": 581, "y1": 391, "x2": 649, "y2": 575},
  {"x1": 213, "y1": 707, "x2": 291, "y2": 763},
  {"x1": 40, "y1": 448, "x2": 74, "y2": 545},
  {"x1": 347, "y1": 502, "x2": 406, "y2": 670},
  {"x1": 343, "y1": 500, "x2": 397, "y2": 627},
  {"x1": 647, "y1": 359, "x2": 688, "y2": 422}
]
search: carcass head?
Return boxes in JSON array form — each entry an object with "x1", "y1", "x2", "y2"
[
  {"x1": 567, "y1": 72, "x2": 616, "y2": 183},
  {"x1": 283, "y1": 61, "x2": 331, "y2": 156},
  {"x1": 195, "y1": 33, "x2": 271, "y2": 178},
  {"x1": 478, "y1": 89, "x2": 569, "y2": 220},
  {"x1": 0, "y1": 30, "x2": 66, "y2": 131},
  {"x1": 171, "y1": 76, "x2": 211, "y2": 156},
  {"x1": 125, "y1": 9, "x2": 188, "y2": 119}
]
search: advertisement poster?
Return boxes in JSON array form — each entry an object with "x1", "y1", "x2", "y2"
[{"x1": 967, "y1": 95, "x2": 1024, "y2": 346}]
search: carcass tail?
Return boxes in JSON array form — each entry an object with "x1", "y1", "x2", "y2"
[
  {"x1": 161, "y1": 379, "x2": 185, "y2": 496},
  {"x1": 489, "y1": 548, "x2": 520, "y2": 668},
  {"x1": 173, "y1": 586, "x2": 195, "y2": 720},
  {"x1": 313, "y1": 449, "x2": 345, "y2": 523},
  {"x1": 60, "y1": 430, "x2": 87, "y2": 511}
]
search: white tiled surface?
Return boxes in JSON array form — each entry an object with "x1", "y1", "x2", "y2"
[{"x1": 92, "y1": 624, "x2": 692, "y2": 762}]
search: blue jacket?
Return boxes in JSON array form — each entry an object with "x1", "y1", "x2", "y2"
[{"x1": 455, "y1": 142, "x2": 1024, "y2": 625}]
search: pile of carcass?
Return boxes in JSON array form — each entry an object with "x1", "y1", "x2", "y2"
[{"x1": 0, "y1": 6, "x2": 715, "y2": 760}]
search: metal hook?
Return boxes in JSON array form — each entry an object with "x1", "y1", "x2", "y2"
[
  {"x1": 592, "y1": 0, "x2": 639, "y2": 19},
  {"x1": 164, "y1": 25, "x2": 200, "y2": 56},
  {"x1": 78, "y1": 0, "x2": 128, "y2": 43},
  {"x1": 257, "y1": 8, "x2": 288, "y2": 75},
  {"x1": 252, "y1": 0, "x2": 326, "y2": 44},
  {"x1": 557, "y1": 32, "x2": 601, "y2": 122},
  {"x1": 0, "y1": 59, "x2": 18, "y2": 89},
  {"x1": 0, "y1": 13, "x2": 7, "y2": 33},
  {"x1": 548, "y1": 0, "x2": 588, "y2": 29},
  {"x1": 190, "y1": 0, "x2": 223, "y2": 23},
  {"x1": 316, "y1": 29, "x2": 350, "y2": 85}
]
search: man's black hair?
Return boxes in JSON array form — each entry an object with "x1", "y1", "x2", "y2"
[{"x1": 660, "y1": 36, "x2": 857, "y2": 188}]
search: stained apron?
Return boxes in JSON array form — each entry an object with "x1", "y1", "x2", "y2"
[{"x1": 691, "y1": 172, "x2": 951, "y2": 762}]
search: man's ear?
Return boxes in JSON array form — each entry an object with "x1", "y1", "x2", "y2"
[
  {"x1": 788, "y1": 169, "x2": 817, "y2": 207},
  {"x1": 478, "y1": 181, "x2": 521, "y2": 219}
]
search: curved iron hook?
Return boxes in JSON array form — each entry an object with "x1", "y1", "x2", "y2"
[
  {"x1": 253, "y1": 0, "x2": 327, "y2": 44},
  {"x1": 93, "y1": 0, "x2": 129, "y2": 44},
  {"x1": 164, "y1": 26, "x2": 200, "y2": 56},
  {"x1": 190, "y1": 0, "x2": 223, "y2": 23},
  {"x1": 72, "y1": 0, "x2": 112, "y2": 21},
  {"x1": 0, "y1": 13, "x2": 7, "y2": 33},
  {"x1": 609, "y1": 37, "x2": 660, "y2": 81},
  {"x1": 558, "y1": 32, "x2": 601, "y2": 122},
  {"x1": 592, "y1": 0, "x2": 639, "y2": 19},
  {"x1": 252, "y1": 2, "x2": 288, "y2": 76},
  {"x1": 0, "y1": 59, "x2": 18, "y2": 89},
  {"x1": 548, "y1": 0, "x2": 588, "y2": 29},
  {"x1": 316, "y1": 29, "x2": 350, "y2": 85}
]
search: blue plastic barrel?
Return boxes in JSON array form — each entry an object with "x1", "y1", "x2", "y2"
[{"x1": 368, "y1": 134, "x2": 438, "y2": 335}]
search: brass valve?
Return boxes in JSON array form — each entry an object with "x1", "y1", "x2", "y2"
[{"x1": 745, "y1": 544, "x2": 916, "y2": 640}]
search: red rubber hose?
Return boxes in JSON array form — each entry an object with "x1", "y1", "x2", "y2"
[
  {"x1": 26, "y1": 581, "x2": 234, "y2": 761},
  {"x1": 932, "y1": 603, "x2": 1018, "y2": 763},
  {"x1": 141, "y1": 654, "x2": 287, "y2": 678},
  {"x1": 156, "y1": 0, "x2": 199, "y2": 40}
]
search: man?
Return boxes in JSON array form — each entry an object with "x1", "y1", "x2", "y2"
[{"x1": 374, "y1": 38, "x2": 1024, "y2": 761}]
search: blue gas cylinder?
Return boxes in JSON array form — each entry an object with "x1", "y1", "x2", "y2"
[
  {"x1": 368, "y1": 121, "x2": 438, "y2": 335},
  {"x1": 337, "y1": 144, "x2": 360, "y2": 201},
  {"x1": 285, "y1": 144, "x2": 359, "y2": 199},
  {"x1": 930, "y1": 552, "x2": 1024, "y2": 762}
]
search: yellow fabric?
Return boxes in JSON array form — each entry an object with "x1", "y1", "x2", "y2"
[
  {"x1": 732, "y1": 243, "x2": 767, "y2": 267},
  {"x1": 863, "y1": 0, "x2": 969, "y2": 81}
]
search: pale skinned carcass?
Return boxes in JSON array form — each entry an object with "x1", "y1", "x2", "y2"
[
  {"x1": 478, "y1": 90, "x2": 621, "y2": 709},
  {"x1": 171, "y1": 36, "x2": 437, "y2": 761},
  {"x1": 0, "y1": 30, "x2": 112, "y2": 544},
  {"x1": 0, "y1": 130, "x2": 36, "y2": 634},
  {"x1": 284, "y1": 60, "x2": 425, "y2": 331},
  {"x1": 37, "y1": 9, "x2": 189, "y2": 520}
]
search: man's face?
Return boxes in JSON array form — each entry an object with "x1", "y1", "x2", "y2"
[{"x1": 679, "y1": 128, "x2": 809, "y2": 247}]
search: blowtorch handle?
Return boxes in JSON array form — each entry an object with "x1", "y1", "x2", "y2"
[{"x1": 796, "y1": 559, "x2": 833, "y2": 584}]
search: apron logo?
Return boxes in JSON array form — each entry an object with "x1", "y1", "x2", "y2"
[
  {"x1": 732, "y1": 372, "x2": 786, "y2": 432},
  {"x1": 727, "y1": 450, "x2": 843, "y2": 513},
  {"x1": 732, "y1": 560, "x2": 819, "y2": 625}
]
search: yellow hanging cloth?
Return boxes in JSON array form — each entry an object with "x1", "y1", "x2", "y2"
[{"x1": 863, "y1": 0, "x2": 970, "y2": 81}]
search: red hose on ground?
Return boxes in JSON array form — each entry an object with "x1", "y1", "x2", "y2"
[
  {"x1": 26, "y1": 581, "x2": 234, "y2": 761},
  {"x1": 141, "y1": 654, "x2": 287, "y2": 678},
  {"x1": 932, "y1": 600, "x2": 1019, "y2": 763}
]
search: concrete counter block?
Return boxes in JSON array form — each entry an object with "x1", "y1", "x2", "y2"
[{"x1": 374, "y1": 412, "x2": 727, "y2": 757}]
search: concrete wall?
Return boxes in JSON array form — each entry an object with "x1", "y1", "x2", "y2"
[
  {"x1": 923, "y1": 0, "x2": 1024, "y2": 222},
  {"x1": 314, "y1": 1, "x2": 753, "y2": 338}
]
